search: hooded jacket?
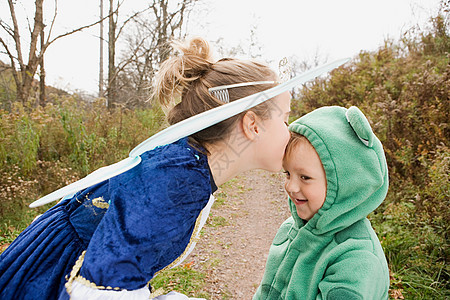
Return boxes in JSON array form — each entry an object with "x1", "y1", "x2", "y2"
[{"x1": 254, "y1": 106, "x2": 390, "y2": 300}]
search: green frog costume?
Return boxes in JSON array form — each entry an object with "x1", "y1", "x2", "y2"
[{"x1": 254, "y1": 106, "x2": 390, "y2": 300}]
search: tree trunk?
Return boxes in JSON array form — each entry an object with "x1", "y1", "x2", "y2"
[
  {"x1": 20, "y1": 0, "x2": 44, "y2": 105},
  {"x1": 108, "y1": 0, "x2": 116, "y2": 109},
  {"x1": 99, "y1": 0, "x2": 104, "y2": 98},
  {"x1": 39, "y1": 9, "x2": 45, "y2": 106}
]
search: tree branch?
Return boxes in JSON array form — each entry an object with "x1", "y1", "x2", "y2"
[
  {"x1": 27, "y1": 0, "x2": 44, "y2": 72},
  {"x1": 109, "y1": 36, "x2": 147, "y2": 86},
  {"x1": 115, "y1": 7, "x2": 151, "y2": 40},
  {"x1": 45, "y1": 5, "x2": 119, "y2": 49},
  {"x1": 7, "y1": 0, "x2": 24, "y2": 71},
  {"x1": 0, "y1": 37, "x2": 20, "y2": 88},
  {"x1": 0, "y1": 20, "x2": 15, "y2": 38},
  {"x1": 45, "y1": 0, "x2": 58, "y2": 45}
]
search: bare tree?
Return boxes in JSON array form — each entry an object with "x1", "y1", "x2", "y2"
[
  {"x1": 112, "y1": 0, "x2": 198, "y2": 108},
  {"x1": 107, "y1": 0, "x2": 118, "y2": 109},
  {"x1": 285, "y1": 50, "x2": 329, "y2": 98},
  {"x1": 104, "y1": 0, "x2": 154, "y2": 109},
  {"x1": 212, "y1": 21, "x2": 263, "y2": 60},
  {"x1": 0, "y1": 0, "x2": 114, "y2": 105},
  {"x1": 38, "y1": 2, "x2": 45, "y2": 106}
]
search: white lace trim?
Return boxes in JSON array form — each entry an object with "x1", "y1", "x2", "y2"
[
  {"x1": 70, "y1": 281, "x2": 150, "y2": 299},
  {"x1": 70, "y1": 283, "x2": 206, "y2": 299},
  {"x1": 152, "y1": 291, "x2": 206, "y2": 300}
]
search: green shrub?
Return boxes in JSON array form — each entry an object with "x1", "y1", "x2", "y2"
[{"x1": 0, "y1": 97, "x2": 165, "y2": 243}]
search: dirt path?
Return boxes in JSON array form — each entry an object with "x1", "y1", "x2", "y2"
[{"x1": 189, "y1": 169, "x2": 291, "y2": 299}]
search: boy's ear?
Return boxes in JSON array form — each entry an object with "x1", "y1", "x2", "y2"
[{"x1": 242, "y1": 111, "x2": 259, "y2": 140}]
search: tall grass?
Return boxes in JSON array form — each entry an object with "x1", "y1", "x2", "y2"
[{"x1": 0, "y1": 96, "x2": 166, "y2": 243}]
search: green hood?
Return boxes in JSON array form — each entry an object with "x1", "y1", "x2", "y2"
[{"x1": 288, "y1": 106, "x2": 388, "y2": 235}]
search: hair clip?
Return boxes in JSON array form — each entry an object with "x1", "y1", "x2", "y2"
[{"x1": 209, "y1": 81, "x2": 276, "y2": 103}]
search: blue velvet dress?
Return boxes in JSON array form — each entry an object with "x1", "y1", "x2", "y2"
[{"x1": 0, "y1": 138, "x2": 216, "y2": 299}]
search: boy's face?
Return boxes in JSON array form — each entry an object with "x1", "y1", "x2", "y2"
[{"x1": 282, "y1": 140, "x2": 327, "y2": 221}]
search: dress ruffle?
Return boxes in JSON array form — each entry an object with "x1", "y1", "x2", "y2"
[{"x1": 0, "y1": 198, "x2": 86, "y2": 299}]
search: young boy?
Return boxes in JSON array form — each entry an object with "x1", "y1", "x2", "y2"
[{"x1": 254, "y1": 106, "x2": 390, "y2": 300}]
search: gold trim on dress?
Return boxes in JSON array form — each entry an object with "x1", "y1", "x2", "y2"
[
  {"x1": 92, "y1": 197, "x2": 110, "y2": 209},
  {"x1": 148, "y1": 204, "x2": 207, "y2": 296},
  {"x1": 65, "y1": 250, "x2": 122, "y2": 296},
  {"x1": 65, "y1": 250, "x2": 85, "y2": 295},
  {"x1": 65, "y1": 199, "x2": 209, "y2": 298},
  {"x1": 153, "y1": 208, "x2": 203, "y2": 277}
]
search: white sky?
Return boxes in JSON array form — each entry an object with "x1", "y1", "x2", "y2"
[{"x1": 0, "y1": 0, "x2": 443, "y2": 94}]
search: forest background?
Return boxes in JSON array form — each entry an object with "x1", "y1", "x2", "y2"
[{"x1": 0, "y1": 0, "x2": 448, "y2": 299}]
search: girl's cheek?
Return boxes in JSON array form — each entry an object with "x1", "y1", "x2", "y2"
[{"x1": 284, "y1": 128, "x2": 290, "y2": 144}]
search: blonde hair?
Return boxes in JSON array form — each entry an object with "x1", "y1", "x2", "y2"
[
  {"x1": 284, "y1": 132, "x2": 311, "y2": 161},
  {"x1": 154, "y1": 37, "x2": 278, "y2": 149}
]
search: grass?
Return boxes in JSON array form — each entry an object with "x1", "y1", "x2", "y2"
[
  {"x1": 150, "y1": 263, "x2": 210, "y2": 299},
  {"x1": 0, "y1": 203, "x2": 50, "y2": 253},
  {"x1": 369, "y1": 200, "x2": 449, "y2": 299},
  {"x1": 207, "y1": 216, "x2": 230, "y2": 227}
]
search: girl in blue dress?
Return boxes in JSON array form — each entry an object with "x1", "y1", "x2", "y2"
[{"x1": 0, "y1": 37, "x2": 292, "y2": 299}]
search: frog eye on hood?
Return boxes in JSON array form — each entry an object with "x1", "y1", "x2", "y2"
[{"x1": 345, "y1": 106, "x2": 374, "y2": 148}]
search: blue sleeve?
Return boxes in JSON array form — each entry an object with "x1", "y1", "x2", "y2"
[{"x1": 78, "y1": 150, "x2": 211, "y2": 291}]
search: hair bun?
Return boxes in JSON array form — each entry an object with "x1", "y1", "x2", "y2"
[
  {"x1": 155, "y1": 37, "x2": 213, "y2": 105},
  {"x1": 174, "y1": 37, "x2": 213, "y2": 79},
  {"x1": 178, "y1": 38, "x2": 212, "y2": 60}
]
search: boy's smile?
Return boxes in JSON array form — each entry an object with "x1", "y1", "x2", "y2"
[
  {"x1": 292, "y1": 198, "x2": 308, "y2": 205},
  {"x1": 282, "y1": 139, "x2": 327, "y2": 221}
]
